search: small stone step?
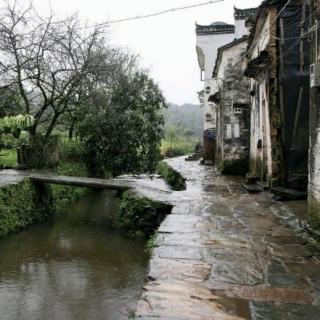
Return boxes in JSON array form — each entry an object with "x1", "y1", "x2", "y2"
[
  {"x1": 246, "y1": 175, "x2": 260, "y2": 185},
  {"x1": 185, "y1": 153, "x2": 201, "y2": 162},
  {"x1": 270, "y1": 187, "x2": 307, "y2": 200},
  {"x1": 257, "y1": 181, "x2": 270, "y2": 190},
  {"x1": 242, "y1": 183, "x2": 264, "y2": 193}
]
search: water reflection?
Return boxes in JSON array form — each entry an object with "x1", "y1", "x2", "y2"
[{"x1": 0, "y1": 191, "x2": 148, "y2": 320}]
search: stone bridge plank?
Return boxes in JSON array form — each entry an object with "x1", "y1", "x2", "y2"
[{"x1": 29, "y1": 173, "x2": 132, "y2": 191}]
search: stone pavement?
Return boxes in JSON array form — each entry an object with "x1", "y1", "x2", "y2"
[
  {"x1": 135, "y1": 157, "x2": 320, "y2": 320},
  {"x1": 0, "y1": 169, "x2": 26, "y2": 188}
]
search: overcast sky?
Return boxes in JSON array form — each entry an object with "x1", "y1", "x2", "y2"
[{"x1": 24, "y1": 0, "x2": 261, "y2": 104}]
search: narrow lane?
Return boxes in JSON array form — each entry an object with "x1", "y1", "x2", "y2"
[{"x1": 136, "y1": 157, "x2": 320, "y2": 320}]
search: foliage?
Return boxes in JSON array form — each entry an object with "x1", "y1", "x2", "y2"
[
  {"x1": 59, "y1": 139, "x2": 86, "y2": 163},
  {"x1": 78, "y1": 70, "x2": 167, "y2": 178},
  {"x1": 145, "y1": 231, "x2": 158, "y2": 255},
  {"x1": 0, "y1": 2, "x2": 121, "y2": 146},
  {"x1": 0, "y1": 2, "x2": 169, "y2": 170},
  {"x1": 51, "y1": 152, "x2": 89, "y2": 212},
  {"x1": 0, "y1": 114, "x2": 34, "y2": 138},
  {"x1": 161, "y1": 138, "x2": 195, "y2": 158},
  {"x1": 156, "y1": 162, "x2": 186, "y2": 191},
  {"x1": 0, "y1": 180, "x2": 50, "y2": 238},
  {"x1": 163, "y1": 104, "x2": 203, "y2": 140},
  {"x1": 0, "y1": 86, "x2": 23, "y2": 118},
  {"x1": 0, "y1": 149, "x2": 17, "y2": 167},
  {"x1": 119, "y1": 191, "x2": 157, "y2": 237},
  {"x1": 119, "y1": 191, "x2": 170, "y2": 238}
]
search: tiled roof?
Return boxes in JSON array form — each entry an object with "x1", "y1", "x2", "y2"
[
  {"x1": 195, "y1": 23, "x2": 235, "y2": 35},
  {"x1": 234, "y1": 7, "x2": 258, "y2": 20}
]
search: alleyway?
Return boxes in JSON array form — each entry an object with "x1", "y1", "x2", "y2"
[{"x1": 136, "y1": 157, "x2": 320, "y2": 319}]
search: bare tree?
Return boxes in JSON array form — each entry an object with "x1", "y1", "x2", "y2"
[{"x1": 0, "y1": 1, "x2": 105, "y2": 144}]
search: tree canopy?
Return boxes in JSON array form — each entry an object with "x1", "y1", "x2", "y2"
[
  {"x1": 77, "y1": 70, "x2": 167, "y2": 177},
  {"x1": 0, "y1": 1, "x2": 167, "y2": 175}
]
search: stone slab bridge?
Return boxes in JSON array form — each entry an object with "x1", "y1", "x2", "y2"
[
  {"x1": 0, "y1": 169, "x2": 174, "y2": 205},
  {"x1": 28, "y1": 173, "x2": 132, "y2": 192}
]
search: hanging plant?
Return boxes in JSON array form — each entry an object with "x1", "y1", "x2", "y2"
[{"x1": 0, "y1": 114, "x2": 34, "y2": 138}]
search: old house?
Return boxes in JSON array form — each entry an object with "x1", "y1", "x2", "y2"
[
  {"x1": 195, "y1": 22, "x2": 235, "y2": 164},
  {"x1": 195, "y1": 7, "x2": 257, "y2": 164},
  {"x1": 245, "y1": 0, "x2": 310, "y2": 189},
  {"x1": 212, "y1": 36, "x2": 251, "y2": 174}
]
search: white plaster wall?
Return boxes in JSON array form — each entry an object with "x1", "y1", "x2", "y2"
[
  {"x1": 250, "y1": 76, "x2": 272, "y2": 179},
  {"x1": 248, "y1": 12, "x2": 273, "y2": 180},
  {"x1": 217, "y1": 41, "x2": 247, "y2": 80},
  {"x1": 252, "y1": 14, "x2": 271, "y2": 59},
  {"x1": 309, "y1": 130, "x2": 320, "y2": 193},
  {"x1": 196, "y1": 32, "x2": 235, "y2": 131},
  {"x1": 235, "y1": 19, "x2": 249, "y2": 38}
]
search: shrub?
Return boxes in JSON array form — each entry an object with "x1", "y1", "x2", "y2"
[
  {"x1": 0, "y1": 180, "x2": 51, "y2": 238},
  {"x1": 161, "y1": 139, "x2": 195, "y2": 158},
  {"x1": 119, "y1": 191, "x2": 171, "y2": 238},
  {"x1": 156, "y1": 161, "x2": 186, "y2": 191}
]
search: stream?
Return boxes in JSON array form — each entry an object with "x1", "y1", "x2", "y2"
[{"x1": 0, "y1": 190, "x2": 148, "y2": 320}]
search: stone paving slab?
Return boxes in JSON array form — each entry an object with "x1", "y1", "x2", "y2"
[
  {"x1": 135, "y1": 157, "x2": 320, "y2": 319},
  {"x1": 0, "y1": 169, "x2": 26, "y2": 187}
]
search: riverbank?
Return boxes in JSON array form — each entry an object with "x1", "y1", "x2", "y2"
[
  {"x1": 0, "y1": 190, "x2": 149, "y2": 320},
  {"x1": 0, "y1": 167, "x2": 175, "y2": 239},
  {"x1": 135, "y1": 157, "x2": 320, "y2": 319}
]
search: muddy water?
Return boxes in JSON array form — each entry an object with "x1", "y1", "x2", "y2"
[{"x1": 0, "y1": 191, "x2": 148, "y2": 320}]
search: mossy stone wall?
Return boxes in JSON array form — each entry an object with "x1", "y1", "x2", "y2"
[
  {"x1": 119, "y1": 190, "x2": 172, "y2": 238},
  {"x1": 0, "y1": 180, "x2": 52, "y2": 238},
  {"x1": 156, "y1": 162, "x2": 186, "y2": 191}
]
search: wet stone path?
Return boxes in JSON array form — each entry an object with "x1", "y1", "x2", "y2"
[{"x1": 135, "y1": 157, "x2": 320, "y2": 320}]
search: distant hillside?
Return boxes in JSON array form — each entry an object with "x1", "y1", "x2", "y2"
[{"x1": 164, "y1": 103, "x2": 203, "y2": 139}]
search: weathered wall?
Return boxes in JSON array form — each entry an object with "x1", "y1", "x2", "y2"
[
  {"x1": 268, "y1": 8, "x2": 283, "y2": 185},
  {"x1": 196, "y1": 32, "x2": 235, "y2": 131},
  {"x1": 249, "y1": 3, "x2": 309, "y2": 188},
  {"x1": 248, "y1": 9, "x2": 283, "y2": 184},
  {"x1": 248, "y1": 12, "x2": 273, "y2": 182},
  {"x1": 0, "y1": 180, "x2": 52, "y2": 238},
  {"x1": 234, "y1": 19, "x2": 249, "y2": 38},
  {"x1": 309, "y1": 0, "x2": 320, "y2": 229},
  {"x1": 215, "y1": 41, "x2": 251, "y2": 174}
]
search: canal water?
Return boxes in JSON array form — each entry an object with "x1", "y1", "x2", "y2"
[{"x1": 0, "y1": 191, "x2": 148, "y2": 320}]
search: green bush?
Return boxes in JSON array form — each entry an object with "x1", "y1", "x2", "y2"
[
  {"x1": 0, "y1": 180, "x2": 51, "y2": 238},
  {"x1": 145, "y1": 231, "x2": 158, "y2": 255},
  {"x1": 161, "y1": 139, "x2": 195, "y2": 158},
  {"x1": 52, "y1": 155, "x2": 89, "y2": 212},
  {"x1": 59, "y1": 139, "x2": 85, "y2": 163},
  {"x1": 119, "y1": 191, "x2": 157, "y2": 238},
  {"x1": 119, "y1": 191, "x2": 171, "y2": 238},
  {"x1": 0, "y1": 149, "x2": 17, "y2": 167},
  {"x1": 156, "y1": 161, "x2": 186, "y2": 191}
]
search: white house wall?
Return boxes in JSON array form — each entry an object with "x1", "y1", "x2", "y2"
[
  {"x1": 248, "y1": 12, "x2": 274, "y2": 181},
  {"x1": 196, "y1": 33, "x2": 235, "y2": 131},
  {"x1": 235, "y1": 19, "x2": 249, "y2": 38},
  {"x1": 252, "y1": 13, "x2": 271, "y2": 59}
]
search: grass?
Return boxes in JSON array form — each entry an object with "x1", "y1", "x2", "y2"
[
  {"x1": 0, "y1": 149, "x2": 17, "y2": 167},
  {"x1": 161, "y1": 139, "x2": 195, "y2": 157}
]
